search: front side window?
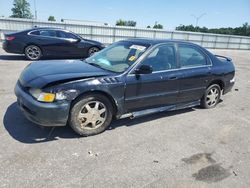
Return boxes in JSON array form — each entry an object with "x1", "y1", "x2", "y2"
[
  {"x1": 179, "y1": 45, "x2": 207, "y2": 67},
  {"x1": 85, "y1": 41, "x2": 150, "y2": 73},
  {"x1": 39, "y1": 30, "x2": 57, "y2": 37},
  {"x1": 139, "y1": 45, "x2": 176, "y2": 72}
]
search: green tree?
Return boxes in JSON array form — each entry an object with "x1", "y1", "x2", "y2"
[
  {"x1": 175, "y1": 23, "x2": 250, "y2": 36},
  {"x1": 48, "y1": 16, "x2": 56, "y2": 21},
  {"x1": 147, "y1": 25, "x2": 151, "y2": 28},
  {"x1": 153, "y1": 23, "x2": 163, "y2": 29},
  {"x1": 10, "y1": 0, "x2": 33, "y2": 19},
  {"x1": 116, "y1": 19, "x2": 125, "y2": 26},
  {"x1": 116, "y1": 19, "x2": 136, "y2": 27}
]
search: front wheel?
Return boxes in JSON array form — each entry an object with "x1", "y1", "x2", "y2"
[
  {"x1": 69, "y1": 94, "x2": 113, "y2": 136},
  {"x1": 201, "y1": 84, "x2": 221, "y2": 109},
  {"x1": 88, "y1": 46, "x2": 100, "y2": 57}
]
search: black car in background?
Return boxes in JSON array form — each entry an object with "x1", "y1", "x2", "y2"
[
  {"x1": 3, "y1": 28, "x2": 105, "y2": 60},
  {"x1": 15, "y1": 38, "x2": 235, "y2": 136}
]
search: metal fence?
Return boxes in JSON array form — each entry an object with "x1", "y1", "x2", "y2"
[{"x1": 0, "y1": 17, "x2": 250, "y2": 50}]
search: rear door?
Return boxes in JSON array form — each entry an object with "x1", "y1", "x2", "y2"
[
  {"x1": 177, "y1": 44, "x2": 213, "y2": 102},
  {"x1": 31, "y1": 29, "x2": 65, "y2": 56},
  {"x1": 124, "y1": 44, "x2": 180, "y2": 111}
]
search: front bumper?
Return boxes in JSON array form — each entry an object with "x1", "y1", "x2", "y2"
[{"x1": 15, "y1": 82, "x2": 70, "y2": 126}]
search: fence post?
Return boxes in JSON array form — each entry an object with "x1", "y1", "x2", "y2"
[
  {"x1": 213, "y1": 35, "x2": 218, "y2": 49},
  {"x1": 227, "y1": 36, "x2": 231, "y2": 49},
  {"x1": 201, "y1": 34, "x2": 204, "y2": 47},
  {"x1": 186, "y1": 33, "x2": 190, "y2": 41},
  {"x1": 134, "y1": 28, "x2": 137, "y2": 38},
  {"x1": 171, "y1": 31, "x2": 174, "y2": 39},
  {"x1": 112, "y1": 27, "x2": 116, "y2": 43},
  {"x1": 238, "y1": 37, "x2": 242, "y2": 50}
]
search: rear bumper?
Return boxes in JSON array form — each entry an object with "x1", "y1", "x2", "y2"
[
  {"x1": 223, "y1": 79, "x2": 235, "y2": 94},
  {"x1": 2, "y1": 40, "x2": 23, "y2": 54},
  {"x1": 15, "y1": 82, "x2": 70, "y2": 126}
]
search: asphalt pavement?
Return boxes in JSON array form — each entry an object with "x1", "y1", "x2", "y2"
[{"x1": 0, "y1": 47, "x2": 250, "y2": 188}]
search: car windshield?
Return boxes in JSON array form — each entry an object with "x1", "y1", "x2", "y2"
[{"x1": 85, "y1": 41, "x2": 150, "y2": 73}]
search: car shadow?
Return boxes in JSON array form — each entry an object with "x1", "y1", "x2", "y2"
[
  {"x1": 0, "y1": 55, "x2": 86, "y2": 61},
  {"x1": 3, "y1": 102, "x2": 195, "y2": 144},
  {"x1": 0, "y1": 55, "x2": 27, "y2": 61}
]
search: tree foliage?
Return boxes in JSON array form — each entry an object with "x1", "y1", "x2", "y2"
[
  {"x1": 153, "y1": 23, "x2": 163, "y2": 29},
  {"x1": 116, "y1": 19, "x2": 136, "y2": 27},
  {"x1": 10, "y1": 0, "x2": 33, "y2": 19},
  {"x1": 176, "y1": 23, "x2": 250, "y2": 36},
  {"x1": 48, "y1": 16, "x2": 56, "y2": 21}
]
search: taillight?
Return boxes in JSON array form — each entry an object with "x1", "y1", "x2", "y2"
[{"x1": 6, "y1": 36, "x2": 15, "y2": 41}]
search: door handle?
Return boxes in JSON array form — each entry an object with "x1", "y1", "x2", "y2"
[{"x1": 168, "y1": 76, "x2": 178, "y2": 80}]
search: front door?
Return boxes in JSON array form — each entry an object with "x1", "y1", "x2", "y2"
[{"x1": 124, "y1": 44, "x2": 180, "y2": 112}]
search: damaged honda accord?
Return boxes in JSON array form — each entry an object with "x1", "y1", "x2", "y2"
[{"x1": 15, "y1": 38, "x2": 235, "y2": 136}]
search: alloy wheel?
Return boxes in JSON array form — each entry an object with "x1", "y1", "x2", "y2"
[
  {"x1": 206, "y1": 87, "x2": 219, "y2": 107},
  {"x1": 77, "y1": 101, "x2": 107, "y2": 130},
  {"x1": 88, "y1": 47, "x2": 99, "y2": 56},
  {"x1": 25, "y1": 45, "x2": 41, "y2": 60}
]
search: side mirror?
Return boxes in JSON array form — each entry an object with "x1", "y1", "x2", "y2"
[
  {"x1": 76, "y1": 38, "x2": 81, "y2": 43},
  {"x1": 135, "y1": 65, "x2": 153, "y2": 74}
]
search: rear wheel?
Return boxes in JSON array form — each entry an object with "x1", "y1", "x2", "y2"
[
  {"x1": 88, "y1": 46, "x2": 100, "y2": 57},
  {"x1": 25, "y1": 45, "x2": 42, "y2": 60},
  {"x1": 201, "y1": 84, "x2": 221, "y2": 109},
  {"x1": 69, "y1": 94, "x2": 113, "y2": 136}
]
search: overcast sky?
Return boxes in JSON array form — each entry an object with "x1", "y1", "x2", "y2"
[{"x1": 0, "y1": 0, "x2": 249, "y2": 29}]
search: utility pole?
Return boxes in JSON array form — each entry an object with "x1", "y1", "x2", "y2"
[
  {"x1": 34, "y1": 0, "x2": 37, "y2": 19},
  {"x1": 191, "y1": 13, "x2": 206, "y2": 27}
]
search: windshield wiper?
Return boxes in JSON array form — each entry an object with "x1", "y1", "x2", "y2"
[
  {"x1": 87, "y1": 62, "x2": 103, "y2": 69},
  {"x1": 84, "y1": 59, "x2": 118, "y2": 73}
]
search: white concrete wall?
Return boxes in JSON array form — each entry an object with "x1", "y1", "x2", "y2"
[{"x1": 0, "y1": 17, "x2": 249, "y2": 49}]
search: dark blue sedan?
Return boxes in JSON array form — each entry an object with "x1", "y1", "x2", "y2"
[
  {"x1": 15, "y1": 38, "x2": 235, "y2": 136},
  {"x1": 3, "y1": 27, "x2": 105, "y2": 60}
]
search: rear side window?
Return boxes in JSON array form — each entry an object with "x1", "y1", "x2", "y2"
[
  {"x1": 179, "y1": 45, "x2": 207, "y2": 67},
  {"x1": 57, "y1": 31, "x2": 79, "y2": 40},
  {"x1": 39, "y1": 30, "x2": 57, "y2": 37}
]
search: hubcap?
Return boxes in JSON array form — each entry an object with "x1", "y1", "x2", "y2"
[
  {"x1": 206, "y1": 87, "x2": 219, "y2": 106},
  {"x1": 26, "y1": 46, "x2": 41, "y2": 60},
  {"x1": 77, "y1": 101, "x2": 107, "y2": 130},
  {"x1": 88, "y1": 47, "x2": 99, "y2": 56}
]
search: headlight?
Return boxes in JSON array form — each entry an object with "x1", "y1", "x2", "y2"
[
  {"x1": 29, "y1": 88, "x2": 55, "y2": 103},
  {"x1": 29, "y1": 88, "x2": 78, "y2": 102}
]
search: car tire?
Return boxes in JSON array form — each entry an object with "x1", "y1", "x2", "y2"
[
  {"x1": 69, "y1": 94, "x2": 113, "y2": 136},
  {"x1": 201, "y1": 84, "x2": 221, "y2": 109},
  {"x1": 88, "y1": 46, "x2": 100, "y2": 57},
  {"x1": 24, "y1": 45, "x2": 42, "y2": 60}
]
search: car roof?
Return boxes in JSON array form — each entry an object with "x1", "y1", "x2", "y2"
[
  {"x1": 22, "y1": 27, "x2": 70, "y2": 33},
  {"x1": 122, "y1": 37, "x2": 198, "y2": 46}
]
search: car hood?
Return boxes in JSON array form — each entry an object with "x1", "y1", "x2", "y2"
[
  {"x1": 82, "y1": 39, "x2": 103, "y2": 46},
  {"x1": 19, "y1": 59, "x2": 112, "y2": 88}
]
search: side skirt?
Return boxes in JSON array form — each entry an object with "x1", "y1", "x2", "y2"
[{"x1": 118, "y1": 100, "x2": 200, "y2": 119}]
